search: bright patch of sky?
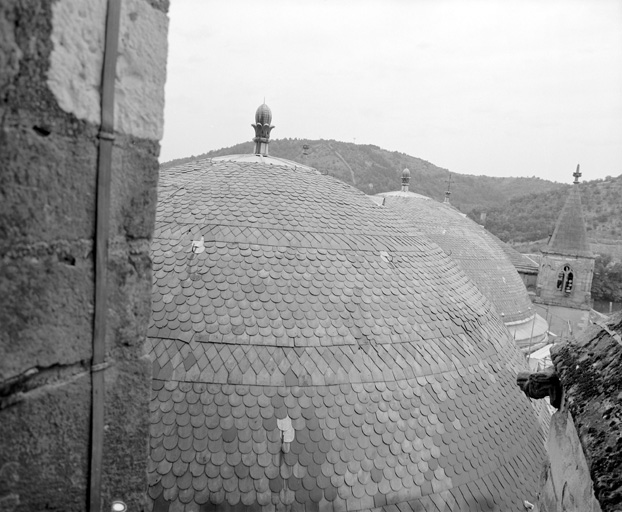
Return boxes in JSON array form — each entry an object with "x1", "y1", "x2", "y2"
[{"x1": 161, "y1": 0, "x2": 622, "y2": 183}]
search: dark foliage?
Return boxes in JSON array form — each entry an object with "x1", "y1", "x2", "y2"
[
  {"x1": 468, "y1": 176, "x2": 622, "y2": 243},
  {"x1": 592, "y1": 254, "x2": 622, "y2": 303}
]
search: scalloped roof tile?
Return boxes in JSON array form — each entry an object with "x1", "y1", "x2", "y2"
[
  {"x1": 148, "y1": 158, "x2": 547, "y2": 512},
  {"x1": 376, "y1": 194, "x2": 539, "y2": 326}
]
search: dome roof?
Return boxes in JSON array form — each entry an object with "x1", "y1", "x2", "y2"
[
  {"x1": 375, "y1": 192, "x2": 549, "y2": 347},
  {"x1": 148, "y1": 157, "x2": 546, "y2": 511},
  {"x1": 377, "y1": 193, "x2": 535, "y2": 323},
  {"x1": 212, "y1": 153, "x2": 315, "y2": 170},
  {"x1": 255, "y1": 103, "x2": 272, "y2": 125}
]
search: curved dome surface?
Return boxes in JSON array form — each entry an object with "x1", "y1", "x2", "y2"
[
  {"x1": 376, "y1": 192, "x2": 548, "y2": 346},
  {"x1": 148, "y1": 158, "x2": 546, "y2": 512}
]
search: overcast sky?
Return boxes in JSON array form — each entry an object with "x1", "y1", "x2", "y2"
[{"x1": 160, "y1": 0, "x2": 622, "y2": 183}]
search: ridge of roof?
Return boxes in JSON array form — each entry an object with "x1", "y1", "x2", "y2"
[
  {"x1": 212, "y1": 153, "x2": 317, "y2": 172},
  {"x1": 488, "y1": 234, "x2": 539, "y2": 272}
]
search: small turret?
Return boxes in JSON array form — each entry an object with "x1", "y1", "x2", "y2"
[
  {"x1": 401, "y1": 168, "x2": 410, "y2": 192},
  {"x1": 251, "y1": 103, "x2": 274, "y2": 156}
]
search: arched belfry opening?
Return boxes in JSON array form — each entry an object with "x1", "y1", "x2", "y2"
[{"x1": 556, "y1": 264, "x2": 574, "y2": 293}]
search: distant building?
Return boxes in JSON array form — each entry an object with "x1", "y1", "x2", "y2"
[
  {"x1": 534, "y1": 166, "x2": 595, "y2": 337},
  {"x1": 374, "y1": 171, "x2": 549, "y2": 352},
  {"x1": 147, "y1": 106, "x2": 547, "y2": 511}
]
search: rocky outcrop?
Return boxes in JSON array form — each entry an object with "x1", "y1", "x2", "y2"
[{"x1": 536, "y1": 313, "x2": 622, "y2": 512}]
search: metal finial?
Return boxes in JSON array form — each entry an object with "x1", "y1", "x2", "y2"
[
  {"x1": 252, "y1": 103, "x2": 274, "y2": 156},
  {"x1": 401, "y1": 168, "x2": 410, "y2": 192},
  {"x1": 444, "y1": 172, "x2": 453, "y2": 204},
  {"x1": 573, "y1": 164, "x2": 581, "y2": 184}
]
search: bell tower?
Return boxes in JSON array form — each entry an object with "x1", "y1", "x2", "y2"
[{"x1": 534, "y1": 165, "x2": 595, "y2": 334}]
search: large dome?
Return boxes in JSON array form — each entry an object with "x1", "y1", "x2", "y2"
[
  {"x1": 147, "y1": 156, "x2": 546, "y2": 511},
  {"x1": 375, "y1": 190, "x2": 548, "y2": 349}
]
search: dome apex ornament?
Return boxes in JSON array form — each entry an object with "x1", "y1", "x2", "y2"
[
  {"x1": 401, "y1": 168, "x2": 410, "y2": 192},
  {"x1": 252, "y1": 103, "x2": 274, "y2": 156},
  {"x1": 444, "y1": 171, "x2": 453, "y2": 204},
  {"x1": 573, "y1": 164, "x2": 581, "y2": 184}
]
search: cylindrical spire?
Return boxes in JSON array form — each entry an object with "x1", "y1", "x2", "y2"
[
  {"x1": 444, "y1": 171, "x2": 453, "y2": 204},
  {"x1": 401, "y1": 168, "x2": 410, "y2": 192},
  {"x1": 252, "y1": 103, "x2": 274, "y2": 156},
  {"x1": 573, "y1": 164, "x2": 581, "y2": 184}
]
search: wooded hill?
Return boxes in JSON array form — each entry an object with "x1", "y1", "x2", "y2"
[
  {"x1": 161, "y1": 138, "x2": 621, "y2": 242},
  {"x1": 468, "y1": 175, "x2": 622, "y2": 243},
  {"x1": 161, "y1": 139, "x2": 561, "y2": 213}
]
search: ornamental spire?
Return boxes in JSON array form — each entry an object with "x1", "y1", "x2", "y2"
[
  {"x1": 252, "y1": 103, "x2": 274, "y2": 156},
  {"x1": 401, "y1": 168, "x2": 410, "y2": 192},
  {"x1": 444, "y1": 172, "x2": 453, "y2": 204},
  {"x1": 573, "y1": 164, "x2": 581, "y2": 184}
]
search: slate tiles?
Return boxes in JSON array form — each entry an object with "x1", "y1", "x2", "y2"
[
  {"x1": 379, "y1": 196, "x2": 535, "y2": 324},
  {"x1": 148, "y1": 159, "x2": 546, "y2": 512}
]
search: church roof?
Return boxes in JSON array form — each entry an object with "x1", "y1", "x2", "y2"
[
  {"x1": 147, "y1": 109, "x2": 546, "y2": 512},
  {"x1": 543, "y1": 169, "x2": 592, "y2": 258},
  {"x1": 148, "y1": 159, "x2": 546, "y2": 512},
  {"x1": 376, "y1": 194, "x2": 536, "y2": 325},
  {"x1": 212, "y1": 153, "x2": 314, "y2": 170},
  {"x1": 488, "y1": 234, "x2": 539, "y2": 275}
]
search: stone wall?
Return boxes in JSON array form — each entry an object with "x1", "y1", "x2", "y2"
[
  {"x1": 535, "y1": 252, "x2": 594, "y2": 310},
  {"x1": 0, "y1": 1, "x2": 168, "y2": 511},
  {"x1": 519, "y1": 270, "x2": 538, "y2": 294},
  {"x1": 536, "y1": 407, "x2": 602, "y2": 512},
  {"x1": 535, "y1": 313, "x2": 622, "y2": 512}
]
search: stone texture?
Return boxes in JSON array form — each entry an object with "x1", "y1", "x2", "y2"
[
  {"x1": 535, "y1": 253, "x2": 594, "y2": 312},
  {"x1": 0, "y1": 374, "x2": 91, "y2": 512},
  {"x1": 48, "y1": 0, "x2": 169, "y2": 140},
  {"x1": 537, "y1": 409, "x2": 602, "y2": 512},
  {"x1": 547, "y1": 313, "x2": 622, "y2": 511},
  {"x1": 0, "y1": 0, "x2": 167, "y2": 510}
]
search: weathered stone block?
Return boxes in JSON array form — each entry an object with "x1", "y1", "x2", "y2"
[
  {"x1": 0, "y1": 0, "x2": 167, "y2": 510},
  {"x1": 0, "y1": 242, "x2": 93, "y2": 381},
  {"x1": 0, "y1": 374, "x2": 91, "y2": 512}
]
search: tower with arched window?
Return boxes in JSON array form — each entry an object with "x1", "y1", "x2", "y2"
[{"x1": 534, "y1": 166, "x2": 595, "y2": 335}]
